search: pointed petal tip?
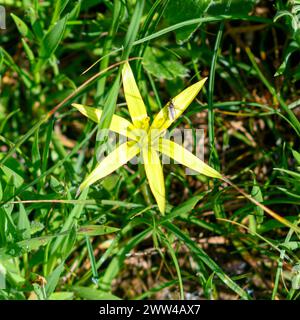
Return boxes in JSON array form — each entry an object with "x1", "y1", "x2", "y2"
[
  {"x1": 197, "y1": 77, "x2": 208, "y2": 85},
  {"x1": 72, "y1": 103, "x2": 83, "y2": 111}
]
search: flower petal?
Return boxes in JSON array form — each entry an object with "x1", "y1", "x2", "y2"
[
  {"x1": 122, "y1": 62, "x2": 149, "y2": 129},
  {"x1": 80, "y1": 141, "x2": 140, "y2": 190},
  {"x1": 151, "y1": 78, "x2": 207, "y2": 133},
  {"x1": 157, "y1": 138, "x2": 222, "y2": 179},
  {"x1": 72, "y1": 103, "x2": 137, "y2": 141},
  {"x1": 142, "y1": 147, "x2": 165, "y2": 214}
]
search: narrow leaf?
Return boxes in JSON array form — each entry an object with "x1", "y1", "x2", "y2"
[
  {"x1": 37, "y1": 14, "x2": 68, "y2": 69},
  {"x1": 45, "y1": 262, "x2": 65, "y2": 297},
  {"x1": 11, "y1": 13, "x2": 34, "y2": 39},
  {"x1": 78, "y1": 225, "x2": 120, "y2": 237}
]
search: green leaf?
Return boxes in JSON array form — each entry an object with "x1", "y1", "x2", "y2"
[
  {"x1": 164, "y1": 222, "x2": 249, "y2": 300},
  {"x1": 204, "y1": 272, "x2": 216, "y2": 299},
  {"x1": 48, "y1": 189, "x2": 88, "y2": 264},
  {"x1": 274, "y1": 4, "x2": 300, "y2": 47},
  {"x1": 32, "y1": 130, "x2": 41, "y2": 180},
  {"x1": 292, "y1": 264, "x2": 300, "y2": 290},
  {"x1": 161, "y1": 236, "x2": 184, "y2": 299},
  {"x1": 258, "y1": 216, "x2": 298, "y2": 234},
  {"x1": 3, "y1": 175, "x2": 15, "y2": 216},
  {"x1": 251, "y1": 178, "x2": 264, "y2": 225},
  {"x1": 18, "y1": 235, "x2": 51, "y2": 252},
  {"x1": 33, "y1": 283, "x2": 46, "y2": 300},
  {"x1": 30, "y1": 221, "x2": 45, "y2": 235},
  {"x1": 68, "y1": 0, "x2": 83, "y2": 21},
  {"x1": 2, "y1": 259, "x2": 25, "y2": 287},
  {"x1": 0, "y1": 48, "x2": 32, "y2": 88},
  {"x1": 275, "y1": 42, "x2": 298, "y2": 76},
  {"x1": 78, "y1": 225, "x2": 120, "y2": 237},
  {"x1": 72, "y1": 286, "x2": 121, "y2": 300},
  {"x1": 292, "y1": 273, "x2": 300, "y2": 290},
  {"x1": 143, "y1": 47, "x2": 189, "y2": 80},
  {"x1": 274, "y1": 168, "x2": 300, "y2": 180},
  {"x1": 52, "y1": 0, "x2": 70, "y2": 24},
  {"x1": 0, "y1": 157, "x2": 24, "y2": 189},
  {"x1": 49, "y1": 175, "x2": 64, "y2": 194},
  {"x1": 0, "y1": 262, "x2": 6, "y2": 290},
  {"x1": 0, "y1": 227, "x2": 76, "y2": 261},
  {"x1": 164, "y1": 0, "x2": 210, "y2": 43},
  {"x1": 17, "y1": 203, "x2": 31, "y2": 240},
  {"x1": 277, "y1": 187, "x2": 300, "y2": 200},
  {"x1": 45, "y1": 262, "x2": 65, "y2": 298},
  {"x1": 161, "y1": 194, "x2": 205, "y2": 223},
  {"x1": 21, "y1": 38, "x2": 35, "y2": 63},
  {"x1": 292, "y1": 148, "x2": 300, "y2": 165},
  {"x1": 11, "y1": 13, "x2": 34, "y2": 39},
  {"x1": 207, "y1": 0, "x2": 256, "y2": 16},
  {"x1": 280, "y1": 241, "x2": 300, "y2": 251},
  {"x1": 122, "y1": 0, "x2": 145, "y2": 58},
  {"x1": 48, "y1": 292, "x2": 74, "y2": 300},
  {"x1": 164, "y1": 1, "x2": 256, "y2": 43},
  {"x1": 37, "y1": 14, "x2": 69, "y2": 69},
  {"x1": 100, "y1": 228, "x2": 151, "y2": 292},
  {"x1": 102, "y1": 174, "x2": 119, "y2": 192}
]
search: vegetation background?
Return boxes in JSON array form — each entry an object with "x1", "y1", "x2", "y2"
[{"x1": 0, "y1": 0, "x2": 300, "y2": 300}]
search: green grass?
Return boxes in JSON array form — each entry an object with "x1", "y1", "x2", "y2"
[{"x1": 0, "y1": 0, "x2": 300, "y2": 300}]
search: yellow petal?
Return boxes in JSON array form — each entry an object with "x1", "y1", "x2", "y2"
[
  {"x1": 72, "y1": 103, "x2": 137, "y2": 141},
  {"x1": 80, "y1": 141, "x2": 140, "y2": 190},
  {"x1": 157, "y1": 138, "x2": 222, "y2": 179},
  {"x1": 151, "y1": 78, "x2": 207, "y2": 133},
  {"x1": 142, "y1": 147, "x2": 165, "y2": 214},
  {"x1": 122, "y1": 62, "x2": 149, "y2": 129}
]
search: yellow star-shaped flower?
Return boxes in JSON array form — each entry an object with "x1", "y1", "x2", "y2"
[{"x1": 72, "y1": 62, "x2": 222, "y2": 214}]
